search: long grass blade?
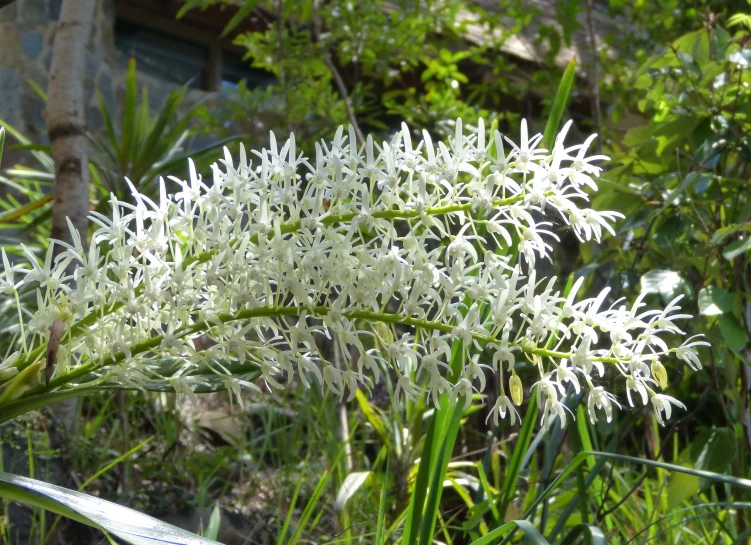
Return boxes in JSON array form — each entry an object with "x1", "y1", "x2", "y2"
[
  {"x1": 401, "y1": 398, "x2": 445, "y2": 545},
  {"x1": 416, "y1": 396, "x2": 463, "y2": 545},
  {"x1": 542, "y1": 59, "x2": 576, "y2": 150},
  {"x1": 276, "y1": 458, "x2": 308, "y2": 545},
  {"x1": 375, "y1": 458, "x2": 390, "y2": 545},
  {"x1": 0, "y1": 119, "x2": 54, "y2": 171},
  {"x1": 204, "y1": 505, "x2": 221, "y2": 541},
  {"x1": 496, "y1": 386, "x2": 538, "y2": 521},
  {"x1": 44, "y1": 436, "x2": 155, "y2": 541},
  {"x1": 0, "y1": 194, "x2": 53, "y2": 224},
  {"x1": 0, "y1": 472, "x2": 221, "y2": 544},
  {"x1": 97, "y1": 88, "x2": 120, "y2": 160},
  {"x1": 559, "y1": 524, "x2": 608, "y2": 545},
  {"x1": 469, "y1": 520, "x2": 550, "y2": 545},
  {"x1": 138, "y1": 87, "x2": 188, "y2": 170},
  {"x1": 121, "y1": 58, "x2": 138, "y2": 167},
  {"x1": 221, "y1": 0, "x2": 260, "y2": 37},
  {"x1": 501, "y1": 450, "x2": 751, "y2": 544},
  {"x1": 287, "y1": 468, "x2": 332, "y2": 545}
]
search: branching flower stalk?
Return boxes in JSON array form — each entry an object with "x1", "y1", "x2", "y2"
[{"x1": 0, "y1": 119, "x2": 705, "y2": 428}]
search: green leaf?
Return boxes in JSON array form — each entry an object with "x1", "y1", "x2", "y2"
[
  {"x1": 417, "y1": 396, "x2": 463, "y2": 545},
  {"x1": 375, "y1": 459, "x2": 389, "y2": 545},
  {"x1": 499, "y1": 450, "x2": 751, "y2": 545},
  {"x1": 405, "y1": 341, "x2": 464, "y2": 545},
  {"x1": 0, "y1": 194, "x2": 53, "y2": 224},
  {"x1": 667, "y1": 468, "x2": 699, "y2": 509},
  {"x1": 137, "y1": 86, "x2": 188, "y2": 172},
  {"x1": 640, "y1": 270, "x2": 686, "y2": 299},
  {"x1": 122, "y1": 58, "x2": 139, "y2": 167},
  {"x1": 97, "y1": 87, "x2": 120, "y2": 160},
  {"x1": 402, "y1": 409, "x2": 442, "y2": 545},
  {"x1": 542, "y1": 59, "x2": 576, "y2": 150},
  {"x1": 0, "y1": 390, "x2": 107, "y2": 424},
  {"x1": 559, "y1": 524, "x2": 608, "y2": 545},
  {"x1": 355, "y1": 389, "x2": 392, "y2": 450},
  {"x1": 0, "y1": 119, "x2": 54, "y2": 171},
  {"x1": 698, "y1": 286, "x2": 733, "y2": 316},
  {"x1": 733, "y1": 529, "x2": 751, "y2": 545},
  {"x1": 723, "y1": 236, "x2": 751, "y2": 261},
  {"x1": 711, "y1": 222, "x2": 751, "y2": 244},
  {"x1": 718, "y1": 314, "x2": 747, "y2": 351},
  {"x1": 0, "y1": 126, "x2": 5, "y2": 166},
  {"x1": 221, "y1": 0, "x2": 259, "y2": 37},
  {"x1": 176, "y1": 0, "x2": 205, "y2": 18},
  {"x1": 673, "y1": 29, "x2": 710, "y2": 61},
  {"x1": 496, "y1": 387, "x2": 539, "y2": 521},
  {"x1": 286, "y1": 466, "x2": 332, "y2": 545},
  {"x1": 204, "y1": 504, "x2": 221, "y2": 541},
  {"x1": 0, "y1": 472, "x2": 221, "y2": 544},
  {"x1": 469, "y1": 520, "x2": 549, "y2": 545},
  {"x1": 691, "y1": 428, "x2": 737, "y2": 476},
  {"x1": 334, "y1": 471, "x2": 371, "y2": 511},
  {"x1": 653, "y1": 115, "x2": 699, "y2": 156}
]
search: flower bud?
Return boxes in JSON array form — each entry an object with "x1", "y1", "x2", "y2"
[
  {"x1": 509, "y1": 373, "x2": 523, "y2": 406},
  {"x1": 651, "y1": 361, "x2": 668, "y2": 390}
]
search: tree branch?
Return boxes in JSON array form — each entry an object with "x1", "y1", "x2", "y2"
[
  {"x1": 584, "y1": 0, "x2": 602, "y2": 153},
  {"x1": 312, "y1": 0, "x2": 364, "y2": 144}
]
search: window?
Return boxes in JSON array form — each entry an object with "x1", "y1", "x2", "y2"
[
  {"x1": 115, "y1": 20, "x2": 210, "y2": 90},
  {"x1": 221, "y1": 53, "x2": 276, "y2": 92},
  {"x1": 114, "y1": 17, "x2": 275, "y2": 93}
]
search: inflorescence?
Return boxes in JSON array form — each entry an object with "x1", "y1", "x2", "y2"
[{"x1": 0, "y1": 119, "x2": 706, "y2": 428}]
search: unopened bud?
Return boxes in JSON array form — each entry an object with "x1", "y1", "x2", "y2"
[
  {"x1": 509, "y1": 374, "x2": 523, "y2": 406},
  {"x1": 652, "y1": 361, "x2": 668, "y2": 390}
]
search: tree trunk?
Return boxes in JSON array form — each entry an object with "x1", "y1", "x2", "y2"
[
  {"x1": 47, "y1": 0, "x2": 96, "y2": 255},
  {"x1": 45, "y1": 0, "x2": 97, "y2": 477},
  {"x1": 43, "y1": 5, "x2": 99, "y2": 543}
]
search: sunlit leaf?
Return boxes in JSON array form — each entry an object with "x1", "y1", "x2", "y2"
[
  {"x1": 698, "y1": 286, "x2": 733, "y2": 316},
  {"x1": 718, "y1": 314, "x2": 747, "y2": 351},
  {"x1": 0, "y1": 472, "x2": 221, "y2": 544},
  {"x1": 335, "y1": 471, "x2": 371, "y2": 511}
]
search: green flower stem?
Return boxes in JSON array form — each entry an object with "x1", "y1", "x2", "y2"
[
  {"x1": 20, "y1": 303, "x2": 621, "y2": 399},
  {"x1": 273, "y1": 194, "x2": 525, "y2": 239},
  {"x1": 12, "y1": 194, "x2": 527, "y2": 374}
]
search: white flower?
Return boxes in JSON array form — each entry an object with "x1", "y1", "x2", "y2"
[
  {"x1": 454, "y1": 378, "x2": 475, "y2": 410},
  {"x1": 651, "y1": 394, "x2": 687, "y2": 426},
  {"x1": 1, "y1": 117, "x2": 695, "y2": 430},
  {"x1": 535, "y1": 376, "x2": 571, "y2": 428},
  {"x1": 486, "y1": 395, "x2": 519, "y2": 427},
  {"x1": 395, "y1": 375, "x2": 422, "y2": 405},
  {"x1": 587, "y1": 387, "x2": 621, "y2": 424},
  {"x1": 0, "y1": 249, "x2": 23, "y2": 296},
  {"x1": 675, "y1": 335, "x2": 710, "y2": 371},
  {"x1": 626, "y1": 376, "x2": 650, "y2": 407},
  {"x1": 322, "y1": 365, "x2": 344, "y2": 397},
  {"x1": 555, "y1": 362, "x2": 581, "y2": 395},
  {"x1": 464, "y1": 354, "x2": 491, "y2": 391}
]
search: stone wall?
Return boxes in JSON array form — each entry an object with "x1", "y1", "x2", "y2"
[{"x1": 0, "y1": 0, "x2": 212, "y2": 167}]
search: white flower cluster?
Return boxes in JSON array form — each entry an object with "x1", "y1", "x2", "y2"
[{"x1": 0, "y1": 119, "x2": 704, "y2": 428}]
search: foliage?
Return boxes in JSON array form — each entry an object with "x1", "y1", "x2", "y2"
[
  {"x1": 183, "y1": 0, "x2": 587, "y2": 151},
  {"x1": 2, "y1": 2, "x2": 751, "y2": 545},
  {"x1": 602, "y1": 10, "x2": 751, "y2": 504}
]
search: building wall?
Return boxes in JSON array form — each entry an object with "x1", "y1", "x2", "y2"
[{"x1": 0, "y1": 0, "x2": 213, "y2": 166}]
